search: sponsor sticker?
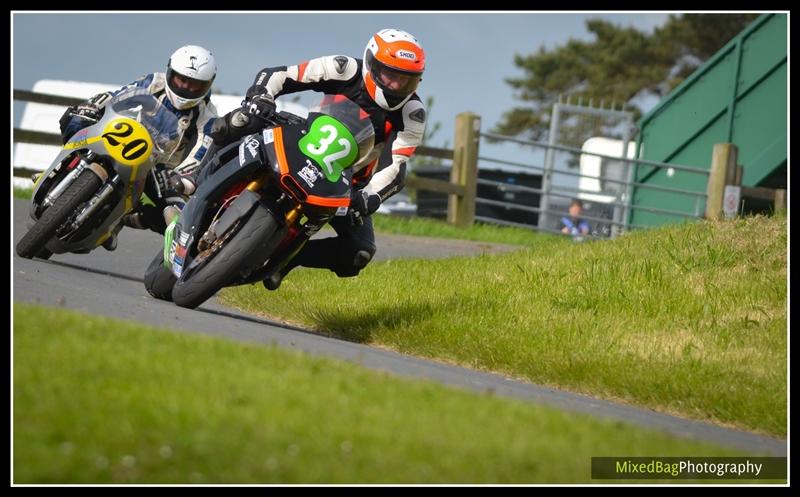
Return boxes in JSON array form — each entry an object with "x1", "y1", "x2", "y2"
[
  {"x1": 333, "y1": 56, "x2": 349, "y2": 74},
  {"x1": 409, "y1": 108, "x2": 426, "y2": 123},
  {"x1": 298, "y1": 163, "x2": 322, "y2": 188},
  {"x1": 396, "y1": 50, "x2": 416, "y2": 60},
  {"x1": 173, "y1": 259, "x2": 183, "y2": 278},
  {"x1": 168, "y1": 239, "x2": 178, "y2": 264},
  {"x1": 245, "y1": 137, "x2": 260, "y2": 159}
]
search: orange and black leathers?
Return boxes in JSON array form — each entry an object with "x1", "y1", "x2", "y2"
[
  {"x1": 247, "y1": 56, "x2": 426, "y2": 279},
  {"x1": 246, "y1": 57, "x2": 425, "y2": 195}
]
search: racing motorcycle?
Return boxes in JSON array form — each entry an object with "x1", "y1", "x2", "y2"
[
  {"x1": 144, "y1": 94, "x2": 376, "y2": 309},
  {"x1": 16, "y1": 87, "x2": 186, "y2": 259}
]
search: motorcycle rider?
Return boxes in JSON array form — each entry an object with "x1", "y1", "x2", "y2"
[
  {"x1": 58, "y1": 44, "x2": 219, "y2": 248},
  {"x1": 193, "y1": 28, "x2": 427, "y2": 289}
]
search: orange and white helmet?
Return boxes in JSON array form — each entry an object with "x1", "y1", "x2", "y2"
[{"x1": 362, "y1": 29, "x2": 425, "y2": 111}]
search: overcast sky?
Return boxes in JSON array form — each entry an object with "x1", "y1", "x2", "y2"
[{"x1": 12, "y1": 11, "x2": 675, "y2": 147}]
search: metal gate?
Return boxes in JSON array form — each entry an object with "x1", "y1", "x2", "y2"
[{"x1": 540, "y1": 99, "x2": 635, "y2": 234}]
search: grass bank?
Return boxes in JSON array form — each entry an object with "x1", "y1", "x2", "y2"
[
  {"x1": 221, "y1": 215, "x2": 787, "y2": 436},
  {"x1": 14, "y1": 303, "x2": 753, "y2": 484}
]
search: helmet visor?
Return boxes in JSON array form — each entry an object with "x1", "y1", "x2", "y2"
[
  {"x1": 366, "y1": 52, "x2": 421, "y2": 98},
  {"x1": 167, "y1": 68, "x2": 213, "y2": 100}
]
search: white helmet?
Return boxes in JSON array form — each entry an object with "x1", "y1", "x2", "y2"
[
  {"x1": 165, "y1": 45, "x2": 217, "y2": 110},
  {"x1": 362, "y1": 29, "x2": 425, "y2": 111}
]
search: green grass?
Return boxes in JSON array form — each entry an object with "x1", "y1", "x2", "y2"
[
  {"x1": 372, "y1": 212, "x2": 565, "y2": 246},
  {"x1": 220, "y1": 214, "x2": 787, "y2": 437},
  {"x1": 14, "y1": 186, "x2": 33, "y2": 199},
  {"x1": 14, "y1": 303, "x2": 760, "y2": 484}
]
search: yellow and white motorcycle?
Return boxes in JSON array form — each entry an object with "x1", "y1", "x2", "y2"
[{"x1": 16, "y1": 88, "x2": 185, "y2": 259}]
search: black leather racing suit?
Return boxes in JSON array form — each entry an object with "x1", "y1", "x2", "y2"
[{"x1": 197, "y1": 55, "x2": 427, "y2": 277}]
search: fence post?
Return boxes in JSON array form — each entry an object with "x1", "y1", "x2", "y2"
[
  {"x1": 705, "y1": 143, "x2": 738, "y2": 220},
  {"x1": 774, "y1": 189, "x2": 787, "y2": 214},
  {"x1": 617, "y1": 119, "x2": 635, "y2": 238},
  {"x1": 734, "y1": 164, "x2": 744, "y2": 186},
  {"x1": 447, "y1": 112, "x2": 480, "y2": 227},
  {"x1": 538, "y1": 103, "x2": 561, "y2": 231}
]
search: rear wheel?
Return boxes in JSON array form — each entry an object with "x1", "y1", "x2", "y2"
[
  {"x1": 172, "y1": 206, "x2": 281, "y2": 309},
  {"x1": 144, "y1": 250, "x2": 177, "y2": 301},
  {"x1": 16, "y1": 171, "x2": 102, "y2": 259}
]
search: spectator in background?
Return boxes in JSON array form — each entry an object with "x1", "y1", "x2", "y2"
[{"x1": 561, "y1": 198, "x2": 590, "y2": 239}]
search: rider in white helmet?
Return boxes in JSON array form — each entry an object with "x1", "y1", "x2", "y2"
[
  {"x1": 164, "y1": 44, "x2": 218, "y2": 111},
  {"x1": 58, "y1": 45, "x2": 220, "y2": 247}
]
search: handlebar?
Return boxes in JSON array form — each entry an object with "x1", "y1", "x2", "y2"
[{"x1": 250, "y1": 109, "x2": 306, "y2": 128}]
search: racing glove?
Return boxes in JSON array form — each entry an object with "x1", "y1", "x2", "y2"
[
  {"x1": 244, "y1": 93, "x2": 276, "y2": 120},
  {"x1": 348, "y1": 189, "x2": 381, "y2": 226}
]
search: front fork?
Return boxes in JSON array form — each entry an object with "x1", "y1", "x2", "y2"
[
  {"x1": 239, "y1": 184, "x2": 307, "y2": 285},
  {"x1": 246, "y1": 176, "x2": 300, "y2": 225}
]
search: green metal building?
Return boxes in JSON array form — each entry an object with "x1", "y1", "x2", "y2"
[{"x1": 631, "y1": 13, "x2": 787, "y2": 227}]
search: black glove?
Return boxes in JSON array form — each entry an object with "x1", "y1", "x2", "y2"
[
  {"x1": 152, "y1": 166, "x2": 185, "y2": 198},
  {"x1": 59, "y1": 102, "x2": 103, "y2": 143},
  {"x1": 348, "y1": 189, "x2": 381, "y2": 225},
  {"x1": 246, "y1": 79, "x2": 268, "y2": 99},
  {"x1": 243, "y1": 93, "x2": 276, "y2": 120},
  {"x1": 71, "y1": 102, "x2": 102, "y2": 123},
  {"x1": 209, "y1": 109, "x2": 260, "y2": 147}
]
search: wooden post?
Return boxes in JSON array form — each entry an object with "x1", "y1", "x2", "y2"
[
  {"x1": 705, "y1": 143, "x2": 738, "y2": 220},
  {"x1": 447, "y1": 112, "x2": 480, "y2": 227},
  {"x1": 774, "y1": 189, "x2": 787, "y2": 214}
]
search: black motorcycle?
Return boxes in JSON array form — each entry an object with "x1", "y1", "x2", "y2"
[{"x1": 145, "y1": 94, "x2": 376, "y2": 309}]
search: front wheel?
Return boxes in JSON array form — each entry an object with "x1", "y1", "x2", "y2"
[
  {"x1": 16, "y1": 171, "x2": 102, "y2": 259},
  {"x1": 35, "y1": 247, "x2": 53, "y2": 260},
  {"x1": 144, "y1": 250, "x2": 177, "y2": 301},
  {"x1": 171, "y1": 205, "x2": 281, "y2": 309}
]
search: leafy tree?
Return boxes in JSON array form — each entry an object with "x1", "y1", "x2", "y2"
[
  {"x1": 411, "y1": 95, "x2": 449, "y2": 169},
  {"x1": 494, "y1": 14, "x2": 760, "y2": 143},
  {"x1": 421, "y1": 96, "x2": 445, "y2": 148}
]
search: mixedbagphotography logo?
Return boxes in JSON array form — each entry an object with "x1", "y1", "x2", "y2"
[{"x1": 591, "y1": 457, "x2": 787, "y2": 480}]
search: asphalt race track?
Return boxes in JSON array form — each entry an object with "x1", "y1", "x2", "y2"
[{"x1": 12, "y1": 199, "x2": 786, "y2": 456}]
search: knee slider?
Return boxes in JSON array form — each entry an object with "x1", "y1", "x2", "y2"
[{"x1": 353, "y1": 249, "x2": 373, "y2": 269}]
